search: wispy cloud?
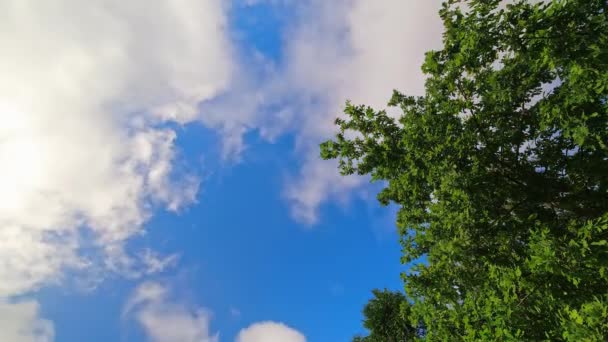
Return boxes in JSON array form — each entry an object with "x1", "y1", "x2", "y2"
[
  {"x1": 123, "y1": 281, "x2": 219, "y2": 342},
  {"x1": 203, "y1": 0, "x2": 445, "y2": 223},
  {"x1": 279, "y1": 0, "x2": 444, "y2": 223}
]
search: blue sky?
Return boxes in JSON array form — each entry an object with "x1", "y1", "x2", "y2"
[
  {"x1": 0, "y1": 1, "x2": 443, "y2": 341},
  {"x1": 37, "y1": 126, "x2": 405, "y2": 342}
]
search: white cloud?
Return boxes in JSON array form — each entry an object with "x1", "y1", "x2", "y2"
[
  {"x1": 280, "y1": 0, "x2": 444, "y2": 223},
  {"x1": 0, "y1": 0, "x2": 232, "y2": 299},
  {"x1": 125, "y1": 283, "x2": 305, "y2": 342},
  {"x1": 206, "y1": 0, "x2": 444, "y2": 223},
  {"x1": 236, "y1": 321, "x2": 306, "y2": 342},
  {"x1": 138, "y1": 249, "x2": 181, "y2": 277},
  {"x1": 0, "y1": 1, "x2": 446, "y2": 339},
  {"x1": 0, "y1": 0, "x2": 236, "y2": 334},
  {"x1": 285, "y1": 156, "x2": 363, "y2": 224},
  {"x1": 124, "y1": 282, "x2": 219, "y2": 342},
  {"x1": 0, "y1": 300, "x2": 54, "y2": 342}
]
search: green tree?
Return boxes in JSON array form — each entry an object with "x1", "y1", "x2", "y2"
[
  {"x1": 323, "y1": 0, "x2": 608, "y2": 340},
  {"x1": 353, "y1": 289, "x2": 419, "y2": 342}
]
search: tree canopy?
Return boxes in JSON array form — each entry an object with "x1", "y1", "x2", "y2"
[
  {"x1": 322, "y1": 0, "x2": 608, "y2": 340},
  {"x1": 353, "y1": 289, "x2": 419, "y2": 342}
]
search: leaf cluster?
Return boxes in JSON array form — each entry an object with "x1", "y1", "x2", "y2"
[{"x1": 327, "y1": 0, "x2": 608, "y2": 340}]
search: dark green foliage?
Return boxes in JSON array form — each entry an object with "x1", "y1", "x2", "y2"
[
  {"x1": 324, "y1": 0, "x2": 608, "y2": 340},
  {"x1": 353, "y1": 289, "x2": 419, "y2": 341}
]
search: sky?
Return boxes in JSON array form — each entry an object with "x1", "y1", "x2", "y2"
[{"x1": 0, "y1": 1, "x2": 444, "y2": 341}]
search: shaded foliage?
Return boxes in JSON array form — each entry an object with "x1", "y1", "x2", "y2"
[
  {"x1": 353, "y1": 289, "x2": 420, "y2": 342},
  {"x1": 325, "y1": 0, "x2": 608, "y2": 340}
]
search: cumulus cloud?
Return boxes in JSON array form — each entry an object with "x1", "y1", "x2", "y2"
[
  {"x1": 124, "y1": 282, "x2": 219, "y2": 342},
  {"x1": 0, "y1": 300, "x2": 54, "y2": 342},
  {"x1": 236, "y1": 321, "x2": 306, "y2": 342},
  {"x1": 0, "y1": 0, "x2": 232, "y2": 300},
  {"x1": 0, "y1": 2, "x2": 233, "y2": 337}
]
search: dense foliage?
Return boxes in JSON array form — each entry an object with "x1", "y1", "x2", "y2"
[
  {"x1": 322, "y1": 0, "x2": 608, "y2": 340},
  {"x1": 353, "y1": 289, "x2": 419, "y2": 342}
]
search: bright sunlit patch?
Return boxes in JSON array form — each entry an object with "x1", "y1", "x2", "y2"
[{"x1": 0, "y1": 102, "x2": 45, "y2": 215}]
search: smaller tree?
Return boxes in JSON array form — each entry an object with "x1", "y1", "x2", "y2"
[{"x1": 353, "y1": 289, "x2": 419, "y2": 342}]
